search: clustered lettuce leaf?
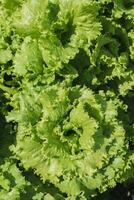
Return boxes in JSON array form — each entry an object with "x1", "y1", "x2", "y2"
[{"x1": 0, "y1": 0, "x2": 134, "y2": 199}]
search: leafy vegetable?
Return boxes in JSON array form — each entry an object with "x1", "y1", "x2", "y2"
[{"x1": 0, "y1": 0, "x2": 134, "y2": 199}]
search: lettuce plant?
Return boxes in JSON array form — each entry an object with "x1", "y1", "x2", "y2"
[{"x1": 0, "y1": 0, "x2": 134, "y2": 199}]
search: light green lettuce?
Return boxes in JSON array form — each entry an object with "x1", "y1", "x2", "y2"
[{"x1": 0, "y1": 0, "x2": 134, "y2": 199}]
